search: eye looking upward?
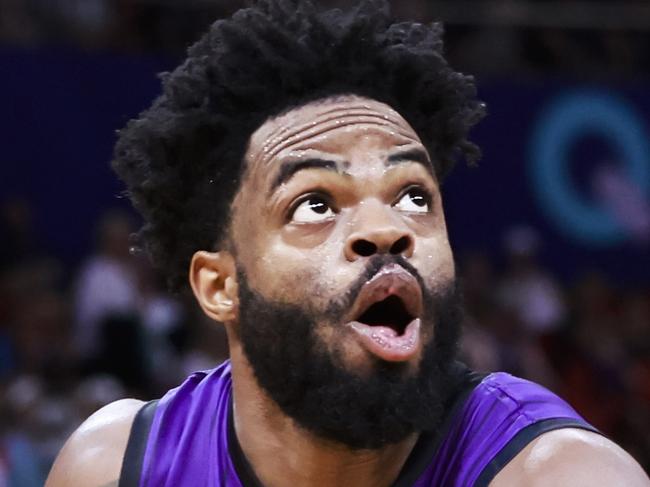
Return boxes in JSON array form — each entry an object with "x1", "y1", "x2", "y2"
[
  {"x1": 290, "y1": 195, "x2": 336, "y2": 223},
  {"x1": 393, "y1": 187, "x2": 431, "y2": 213}
]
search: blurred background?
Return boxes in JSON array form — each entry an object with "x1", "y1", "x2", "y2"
[{"x1": 1, "y1": 0, "x2": 649, "y2": 484}]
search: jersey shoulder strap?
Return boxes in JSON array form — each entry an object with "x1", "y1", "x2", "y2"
[
  {"x1": 118, "y1": 399, "x2": 159, "y2": 487},
  {"x1": 473, "y1": 417, "x2": 599, "y2": 486}
]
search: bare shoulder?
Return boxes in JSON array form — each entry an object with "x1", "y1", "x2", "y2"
[
  {"x1": 46, "y1": 398, "x2": 145, "y2": 487},
  {"x1": 491, "y1": 428, "x2": 650, "y2": 487}
]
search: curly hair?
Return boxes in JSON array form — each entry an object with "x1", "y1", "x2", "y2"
[{"x1": 112, "y1": 0, "x2": 486, "y2": 290}]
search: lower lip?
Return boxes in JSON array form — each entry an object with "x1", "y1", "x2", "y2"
[{"x1": 348, "y1": 319, "x2": 421, "y2": 362}]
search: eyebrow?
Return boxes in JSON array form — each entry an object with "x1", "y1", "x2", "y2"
[
  {"x1": 386, "y1": 148, "x2": 433, "y2": 175},
  {"x1": 271, "y1": 158, "x2": 341, "y2": 191},
  {"x1": 270, "y1": 148, "x2": 433, "y2": 193}
]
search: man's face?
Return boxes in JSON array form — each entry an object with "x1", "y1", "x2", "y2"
[{"x1": 228, "y1": 95, "x2": 460, "y2": 447}]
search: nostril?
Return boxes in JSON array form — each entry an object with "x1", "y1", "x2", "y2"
[
  {"x1": 352, "y1": 240, "x2": 377, "y2": 257},
  {"x1": 390, "y1": 236, "x2": 411, "y2": 255}
]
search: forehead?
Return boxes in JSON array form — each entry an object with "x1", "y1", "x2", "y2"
[{"x1": 245, "y1": 95, "x2": 423, "y2": 168}]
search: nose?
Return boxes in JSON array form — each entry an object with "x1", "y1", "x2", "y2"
[{"x1": 344, "y1": 204, "x2": 415, "y2": 261}]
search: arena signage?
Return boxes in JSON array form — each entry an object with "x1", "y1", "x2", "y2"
[{"x1": 529, "y1": 91, "x2": 650, "y2": 245}]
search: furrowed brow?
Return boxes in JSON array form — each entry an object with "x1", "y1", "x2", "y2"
[
  {"x1": 386, "y1": 149, "x2": 434, "y2": 175},
  {"x1": 270, "y1": 158, "x2": 340, "y2": 191}
]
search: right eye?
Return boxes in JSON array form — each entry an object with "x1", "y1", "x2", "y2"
[{"x1": 290, "y1": 195, "x2": 336, "y2": 223}]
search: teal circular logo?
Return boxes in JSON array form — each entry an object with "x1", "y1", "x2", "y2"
[{"x1": 529, "y1": 91, "x2": 650, "y2": 245}]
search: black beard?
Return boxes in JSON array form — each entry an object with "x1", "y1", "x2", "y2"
[{"x1": 236, "y1": 255, "x2": 463, "y2": 450}]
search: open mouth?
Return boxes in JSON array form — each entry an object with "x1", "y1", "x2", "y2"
[
  {"x1": 347, "y1": 265, "x2": 423, "y2": 361},
  {"x1": 356, "y1": 295, "x2": 414, "y2": 336}
]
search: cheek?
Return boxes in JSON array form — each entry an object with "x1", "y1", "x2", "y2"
[
  {"x1": 240, "y1": 236, "x2": 328, "y2": 303},
  {"x1": 416, "y1": 234, "x2": 456, "y2": 290},
  {"x1": 415, "y1": 201, "x2": 455, "y2": 288},
  {"x1": 244, "y1": 234, "x2": 364, "y2": 308}
]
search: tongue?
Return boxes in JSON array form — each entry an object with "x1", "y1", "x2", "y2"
[{"x1": 349, "y1": 319, "x2": 421, "y2": 362}]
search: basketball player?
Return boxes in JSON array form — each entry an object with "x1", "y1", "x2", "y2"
[{"x1": 47, "y1": 1, "x2": 649, "y2": 485}]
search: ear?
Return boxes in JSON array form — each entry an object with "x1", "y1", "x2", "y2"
[{"x1": 189, "y1": 250, "x2": 239, "y2": 323}]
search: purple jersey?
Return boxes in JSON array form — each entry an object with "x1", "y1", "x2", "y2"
[{"x1": 119, "y1": 361, "x2": 598, "y2": 487}]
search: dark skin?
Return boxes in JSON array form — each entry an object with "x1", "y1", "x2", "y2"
[
  {"x1": 192, "y1": 95, "x2": 451, "y2": 486},
  {"x1": 46, "y1": 95, "x2": 650, "y2": 487}
]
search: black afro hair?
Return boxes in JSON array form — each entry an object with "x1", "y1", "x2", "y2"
[{"x1": 112, "y1": 0, "x2": 486, "y2": 291}]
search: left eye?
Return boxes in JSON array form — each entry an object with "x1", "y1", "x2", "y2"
[{"x1": 394, "y1": 188, "x2": 431, "y2": 213}]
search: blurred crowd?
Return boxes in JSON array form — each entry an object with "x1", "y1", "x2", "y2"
[
  {"x1": 0, "y1": 0, "x2": 648, "y2": 77},
  {"x1": 1, "y1": 197, "x2": 648, "y2": 484},
  {"x1": 0, "y1": 201, "x2": 228, "y2": 485}
]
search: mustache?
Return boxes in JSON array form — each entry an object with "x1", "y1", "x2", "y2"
[{"x1": 327, "y1": 254, "x2": 426, "y2": 317}]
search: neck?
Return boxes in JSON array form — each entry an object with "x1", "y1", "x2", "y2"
[{"x1": 228, "y1": 342, "x2": 418, "y2": 487}]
